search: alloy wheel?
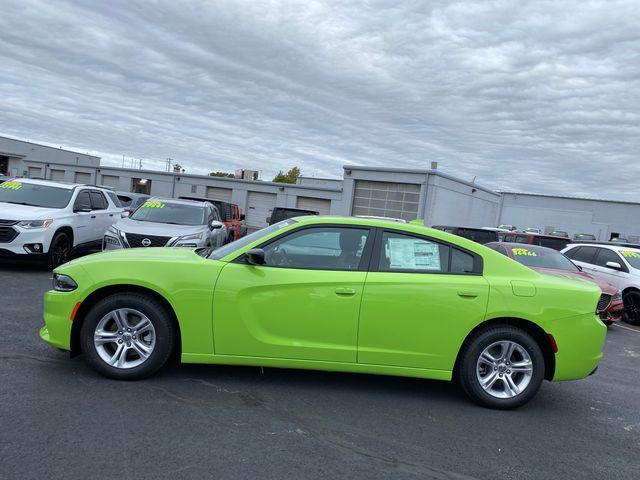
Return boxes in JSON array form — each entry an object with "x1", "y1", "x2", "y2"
[
  {"x1": 476, "y1": 340, "x2": 533, "y2": 398},
  {"x1": 93, "y1": 308, "x2": 156, "y2": 369}
]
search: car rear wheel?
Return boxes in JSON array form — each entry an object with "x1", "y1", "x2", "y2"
[
  {"x1": 458, "y1": 326, "x2": 545, "y2": 409},
  {"x1": 623, "y1": 291, "x2": 640, "y2": 325},
  {"x1": 48, "y1": 231, "x2": 71, "y2": 269},
  {"x1": 80, "y1": 293, "x2": 175, "y2": 380}
]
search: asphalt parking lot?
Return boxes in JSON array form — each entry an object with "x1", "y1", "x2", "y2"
[{"x1": 1, "y1": 266, "x2": 639, "y2": 480}]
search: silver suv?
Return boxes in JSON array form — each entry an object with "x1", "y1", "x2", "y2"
[
  {"x1": 104, "y1": 197, "x2": 226, "y2": 250},
  {"x1": 562, "y1": 243, "x2": 640, "y2": 325}
]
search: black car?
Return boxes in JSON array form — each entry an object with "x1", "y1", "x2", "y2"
[
  {"x1": 267, "y1": 207, "x2": 319, "y2": 225},
  {"x1": 431, "y1": 225, "x2": 499, "y2": 244}
]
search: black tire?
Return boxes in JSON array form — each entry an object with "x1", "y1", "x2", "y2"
[
  {"x1": 80, "y1": 293, "x2": 175, "y2": 380},
  {"x1": 48, "y1": 231, "x2": 72, "y2": 269},
  {"x1": 457, "y1": 326, "x2": 545, "y2": 410},
  {"x1": 623, "y1": 291, "x2": 640, "y2": 326},
  {"x1": 603, "y1": 320, "x2": 613, "y2": 327}
]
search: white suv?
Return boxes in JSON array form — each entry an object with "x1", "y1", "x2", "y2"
[
  {"x1": 562, "y1": 243, "x2": 640, "y2": 325},
  {"x1": 0, "y1": 178, "x2": 122, "y2": 268}
]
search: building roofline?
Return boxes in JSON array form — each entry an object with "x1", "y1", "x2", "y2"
[
  {"x1": 500, "y1": 191, "x2": 640, "y2": 207},
  {"x1": 342, "y1": 165, "x2": 499, "y2": 196},
  {"x1": 0, "y1": 135, "x2": 100, "y2": 160}
]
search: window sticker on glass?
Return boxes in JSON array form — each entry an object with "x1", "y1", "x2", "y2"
[
  {"x1": 0, "y1": 181, "x2": 22, "y2": 190},
  {"x1": 620, "y1": 250, "x2": 640, "y2": 258},
  {"x1": 141, "y1": 201, "x2": 165, "y2": 208},
  {"x1": 512, "y1": 248, "x2": 536, "y2": 257},
  {"x1": 386, "y1": 238, "x2": 441, "y2": 270}
]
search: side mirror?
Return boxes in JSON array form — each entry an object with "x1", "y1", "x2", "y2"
[
  {"x1": 245, "y1": 248, "x2": 265, "y2": 265},
  {"x1": 210, "y1": 221, "x2": 222, "y2": 230},
  {"x1": 74, "y1": 205, "x2": 91, "y2": 213},
  {"x1": 606, "y1": 261, "x2": 622, "y2": 270}
]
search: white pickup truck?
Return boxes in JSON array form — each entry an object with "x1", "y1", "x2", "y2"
[{"x1": 0, "y1": 178, "x2": 122, "y2": 268}]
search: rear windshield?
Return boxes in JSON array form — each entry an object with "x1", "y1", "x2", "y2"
[
  {"x1": 130, "y1": 201, "x2": 205, "y2": 226},
  {"x1": 533, "y1": 236, "x2": 570, "y2": 250},
  {"x1": 509, "y1": 246, "x2": 579, "y2": 271},
  {"x1": 0, "y1": 181, "x2": 73, "y2": 209}
]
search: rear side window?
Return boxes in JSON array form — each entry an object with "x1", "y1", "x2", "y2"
[
  {"x1": 379, "y1": 232, "x2": 449, "y2": 273},
  {"x1": 533, "y1": 237, "x2": 569, "y2": 250},
  {"x1": 458, "y1": 229, "x2": 498, "y2": 244},
  {"x1": 451, "y1": 248, "x2": 475, "y2": 273},
  {"x1": 569, "y1": 246, "x2": 598, "y2": 264},
  {"x1": 117, "y1": 195, "x2": 132, "y2": 207},
  {"x1": 90, "y1": 191, "x2": 107, "y2": 210}
]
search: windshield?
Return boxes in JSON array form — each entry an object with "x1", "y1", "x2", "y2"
[
  {"x1": 509, "y1": 245, "x2": 579, "y2": 271},
  {"x1": 0, "y1": 181, "x2": 73, "y2": 208},
  {"x1": 130, "y1": 201, "x2": 205, "y2": 225},
  {"x1": 210, "y1": 219, "x2": 296, "y2": 260},
  {"x1": 620, "y1": 250, "x2": 640, "y2": 269}
]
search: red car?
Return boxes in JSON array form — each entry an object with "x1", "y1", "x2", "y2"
[
  {"x1": 499, "y1": 232, "x2": 571, "y2": 251},
  {"x1": 487, "y1": 242, "x2": 623, "y2": 325}
]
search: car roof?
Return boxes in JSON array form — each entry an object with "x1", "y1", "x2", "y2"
[
  {"x1": 9, "y1": 177, "x2": 79, "y2": 190},
  {"x1": 178, "y1": 195, "x2": 232, "y2": 206},
  {"x1": 569, "y1": 242, "x2": 640, "y2": 252}
]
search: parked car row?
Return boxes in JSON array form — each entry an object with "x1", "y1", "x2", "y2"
[{"x1": 0, "y1": 178, "x2": 248, "y2": 269}]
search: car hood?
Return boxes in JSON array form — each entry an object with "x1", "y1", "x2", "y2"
[
  {"x1": 113, "y1": 217, "x2": 207, "y2": 237},
  {"x1": 0, "y1": 202, "x2": 63, "y2": 219},
  {"x1": 533, "y1": 267, "x2": 617, "y2": 295}
]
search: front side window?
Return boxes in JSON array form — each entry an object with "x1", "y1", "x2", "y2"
[
  {"x1": 90, "y1": 191, "x2": 107, "y2": 210},
  {"x1": 130, "y1": 201, "x2": 206, "y2": 226},
  {"x1": 74, "y1": 191, "x2": 92, "y2": 210},
  {"x1": 261, "y1": 227, "x2": 370, "y2": 271},
  {"x1": 594, "y1": 248, "x2": 624, "y2": 268},
  {"x1": 0, "y1": 181, "x2": 73, "y2": 209}
]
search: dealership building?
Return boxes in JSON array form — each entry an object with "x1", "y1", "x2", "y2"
[{"x1": 2, "y1": 135, "x2": 640, "y2": 241}]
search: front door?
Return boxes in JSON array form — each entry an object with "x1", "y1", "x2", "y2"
[
  {"x1": 358, "y1": 230, "x2": 489, "y2": 371},
  {"x1": 213, "y1": 225, "x2": 373, "y2": 362}
]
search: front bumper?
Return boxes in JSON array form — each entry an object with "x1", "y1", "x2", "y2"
[
  {"x1": 602, "y1": 299, "x2": 624, "y2": 323},
  {"x1": 0, "y1": 227, "x2": 54, "y2": 255},
  {"x1": 102, "y1": 232, "x2": 209, "y2": 250},
  {"x1": 548, "y1": 312, "x2": 607, "y2": 381}
]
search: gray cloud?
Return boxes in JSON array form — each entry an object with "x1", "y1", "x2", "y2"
[{"x1": 0, "y1": 0, "x2": 639, "y2": 197}]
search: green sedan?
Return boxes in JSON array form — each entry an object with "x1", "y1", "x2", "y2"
[{"x1": 41, "y1": 216, "x2": 607, "y2": 409}]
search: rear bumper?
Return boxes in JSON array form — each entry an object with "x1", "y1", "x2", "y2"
[{"x1": 548, "y1": 313, "x2": 607, "y2": 381}]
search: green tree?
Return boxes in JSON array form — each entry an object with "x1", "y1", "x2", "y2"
[
  {"x1": 209, "y1": 171, "x2": 235, "y2": 178},
  {"x1": 272, "y1": 166, "x2": 301, "y2": 184}
]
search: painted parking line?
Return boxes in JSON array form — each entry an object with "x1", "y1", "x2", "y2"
[{"x1": 612, "y1": 323, "x2": 640, "y2": 334}]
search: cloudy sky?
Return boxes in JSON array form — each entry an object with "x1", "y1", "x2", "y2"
[{"x1": 1, "y1": 0, "x2": 639, "y2": 197}]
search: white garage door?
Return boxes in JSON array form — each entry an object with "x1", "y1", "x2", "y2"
[
  {"x1": 101, "y1": 174, "x2": 119, "y2": 188},
  {"x1": 246, "y1": 191, "x2": 277, "y2": 228},
  {"x1": 296, "y1": 196, "x2": 331, "y2": 215},
  {"x1": 50, "y1": 169, "x2": 65, "y2": 181},
  {"x1": 74, "y1": 172, "x2": 91, "y2": 184},
  {"x1": 352, "y1": 180, "x2": 421, "y2": 221},
  {"x1": 28, "y1": 167, "x2": 42, "y2": 178},
  {"x1": 206, "y1": 186, "x2": 233, "y2": 202}
]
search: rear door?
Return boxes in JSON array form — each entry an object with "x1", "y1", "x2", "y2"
[
  {"x1": 89, "y1": 190, "x2": 111, "y2": 241},
  {"x1": 357, "y1": 229, "x2": 489, "y2": 371}
]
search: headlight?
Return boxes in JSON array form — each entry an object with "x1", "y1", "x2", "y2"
[
  {"x1": 104, "y1": 235, "x2": 121, "y2": 246},
  {"x1": 177, "y1": 232, "x2": 203, "y2": 241},
  {"x1": 52, "y1": 273, "x2": 77, "y2": 292},
  {"x1": 613, "y1": 290, "x2": 622, "y2": 301},
  {"x1": 18, "y1": 219, "x2": 53, "y2": 229}
]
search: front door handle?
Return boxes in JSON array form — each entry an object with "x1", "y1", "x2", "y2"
[
  {"x1": 335, "y1": 287, "x2": 356, "y2": 296},
  {"x1": 457, "y1": 290, "x2": 479, "y2": 298},
  {"x1": 90, "y1": 215, "x2": 96, "y2": 219}
]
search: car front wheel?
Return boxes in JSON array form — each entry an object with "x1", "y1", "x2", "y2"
[
  {"x1": 623, "y1": 291, "x2": 640, "y2": 325},
  {"x1": 458, "y1": 326, "x2": 545, "y2": 409},
  {"x1": 80, "y1": 293, "x2": 175, "y2": 380}
]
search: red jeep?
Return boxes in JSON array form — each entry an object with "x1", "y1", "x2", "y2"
[{"x1": 179, "y1": 196, "x2": 245, "y2": 243}]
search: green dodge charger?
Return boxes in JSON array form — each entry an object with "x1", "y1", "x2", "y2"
[{"x1": 41, "y1": 216, "x2": 607, "y2": 409}]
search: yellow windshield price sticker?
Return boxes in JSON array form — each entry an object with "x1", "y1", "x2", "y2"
[
  {"x1": 141, "y1": 201, "x2": 165, "y2": 209},
  {"x1": 620, "y1": 250, "x2": 640, "y2": 258},
  {"x1": 512, "y1": 248, "x2": 537, "y2": 257},
  {"x1": 0, "y1": 181, "x2": 22, "y2": 190}
]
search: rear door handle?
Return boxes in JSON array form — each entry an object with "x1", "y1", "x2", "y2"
[
  {"x1": 335, "y1": 287, "x2": 356, "y2": 296},
  {"x1": 90, "y1": 215, "x2": 96, "y2": 219},
  {"x1": 457, "y1": 290, "x2": 479, "y2": 298},
  {"x1": 109, "y1": 213, "x2": 114, "y2": 217}
]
